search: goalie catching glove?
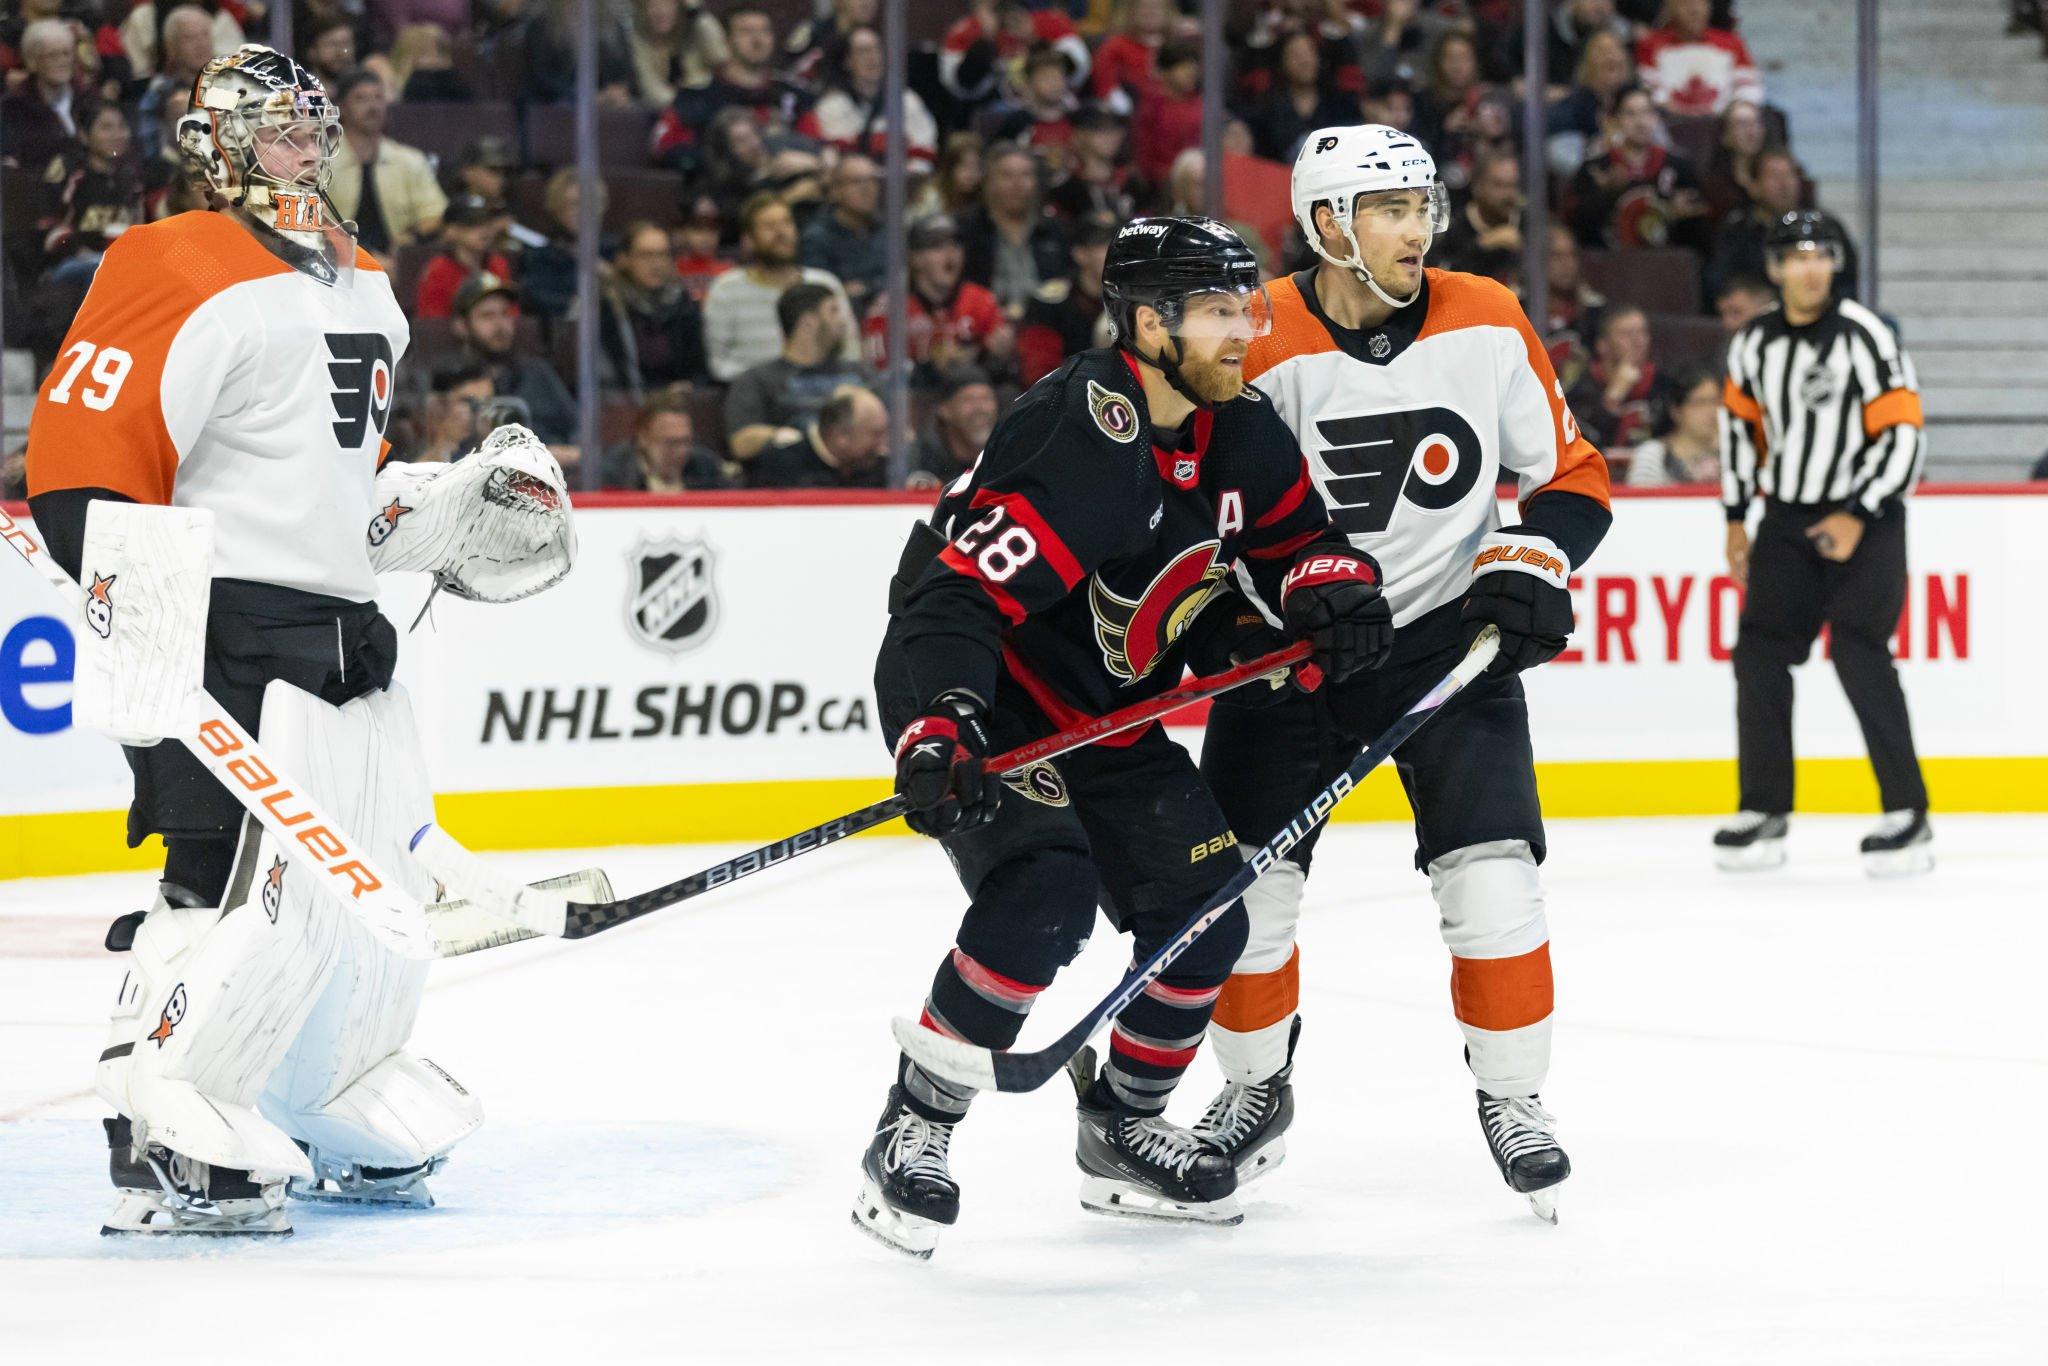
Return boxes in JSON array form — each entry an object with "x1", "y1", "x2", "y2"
[
  {"x1": 1461, "y1": 528, "x2": 1574, "y2": 674},
  {"x1": 1280, "y1": 547, "x2": 1392, "y2": 683},
  {"x1": 894, "y1": 692, "x2": 1000, "y2": 838},
  {"x1": 368, "y1": 424, "x2": 577, "y2": 603}
]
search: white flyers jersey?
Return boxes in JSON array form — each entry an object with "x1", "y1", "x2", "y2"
[
  {"x1": 27, "y1": 210, "x2": 407, "y2": 603},
  {"x1": 1243, "y1": 268, "x2": 1609, "y2": 626}
]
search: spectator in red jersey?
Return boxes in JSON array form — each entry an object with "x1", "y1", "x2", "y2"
[
  {"x1": 673, "y1": 194, "x2": 733, "y2": 302},
  {"x1": 939, "y1": 0, "x2": 1090, "y2": 109},
  {"x1": 600, "y1": 220, "x2": 709, "y2": 396},
  {"x1": 908, "y1": 366, "x2": 1000, "y2": 489},
  {"x1": 1246, "y1": 29, "x2": 1352, "y2": 163},
  {"x1": 1016, "y1": 216, "x2": 1114, "y2": 388},
  {"x1": 862, "y1": 214, "x2": 1015, "y2": 385},
  {"x1": 1544, "y1": 27, "x2": 1635, "y2": 177},
  {"x1": 1634, "y1": 0, "x2": 1762, "y2": 117},
  {"x1": 1132, "y1": 38, "x2": 1202, "y2": 186},
  {"x1": 1565, "y1": 303, "x2": 1681, "y2": 457},
  {"x1": 957, "y1": 143, "x2": 1070, "y2": 321},
  {"x1": 415, "y1": 194, "x2": 513, "y2": 321},
  {"x1": 1047, "y1": 107, "x2": 1136, "y2": 227},
  {"x1": 978, "y1": 44, "x2": 1079, "y2": 160},
  {"x1": 1565, "y1": 86, "x2": 1710, "y2": 251},
  {"x1": 801, "y1": 24, "x2": 938, "y2": 175},
  {"x1": 652, "y1": 5, "x2": 809, "y2": 171},
  {"x1": 1091, "y1": 0, "x2": 1179, "y2": 116}
]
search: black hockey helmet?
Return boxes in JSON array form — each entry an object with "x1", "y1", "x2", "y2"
[
  {"x1": 1102, "y1": 216, "x2": 1271, "y2": 408},
  {"x1": 1765, "y1": 210, "x2": 1846, "y2": 268}
]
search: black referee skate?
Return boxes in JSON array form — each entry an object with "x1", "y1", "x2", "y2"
[
  {"x1": 851, "y1": 1084, "x2": 960, "y2": 1260},
  {"x1": 1860, "y1": 809, "x2": 1933, "y2": 878},
  {"x1": 1713, "y1": 810, "x2": 1788, "y2": 870},
  {"x1": 1068, "y1": 1047, "x2": 1241, "y2": 1225},
  {"x1": 1191, "y1": 1017, "x2": 1299, "y2": 1184},
  {"x1": 1476, "y1": 1090, "x2": 1571, "y2": 1225}
]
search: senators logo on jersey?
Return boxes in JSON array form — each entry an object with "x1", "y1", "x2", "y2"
[
  {"x1": 1309, "y1": 405, "x2": 1485, "y2": 536},
  {"x1": 1090, "y1": 540, "x2": 1226, "y2": 683},
  {"x1": 326, "y1": 332, "x2": 395, "y2": 448}
]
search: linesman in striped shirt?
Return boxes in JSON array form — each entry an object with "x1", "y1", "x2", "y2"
[{"x1": 1714, "y1": 210, "x2": 1933, "y2": 876}]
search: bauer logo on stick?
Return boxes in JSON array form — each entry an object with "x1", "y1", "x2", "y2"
[
  {"x1": 627, "y1": 535, "x2": 719, "y2": 654},
  {"x1": 83, "y1": 572, "x2": 116, "y2": 638}
]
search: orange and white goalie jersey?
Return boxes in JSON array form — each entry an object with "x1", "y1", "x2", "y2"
[
  {"x1": 1243, "y1": 268, "x2": 1609, "y2": 624},
  {"x1": 26, "y1": 210, "x2": 408, "y2": 602}
]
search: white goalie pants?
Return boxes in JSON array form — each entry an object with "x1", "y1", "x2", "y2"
[{"x1": 95, "y1": 680, "x2": 481, "y2": 1182}]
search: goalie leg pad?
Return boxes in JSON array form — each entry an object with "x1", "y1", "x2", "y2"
[{"x1": 1430, "y1": 840, "x2": 1553, "y2": 1098}]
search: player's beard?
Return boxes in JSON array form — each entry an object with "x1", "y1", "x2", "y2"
[{"x1": 1176, "y1": 349, "x2": 1245, "y2": 405}]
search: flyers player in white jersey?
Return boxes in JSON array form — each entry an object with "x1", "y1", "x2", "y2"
[
  {"x1": 1184, "y1": 126, "x2": 1611, "y2": 1221},
  {"x1": 25, "y1": 46, "x2": 574, "y2": 1235}
]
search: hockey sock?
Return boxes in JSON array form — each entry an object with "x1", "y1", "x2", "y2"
[
  {"x1": 1103, "y1": 977, "x2": 1223, "y2": 1114},
  {"x1": 904, "y1": 948, "x2": 1049, "y2": 1120}
]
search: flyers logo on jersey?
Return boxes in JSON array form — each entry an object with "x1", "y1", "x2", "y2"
[
  {"x1": 1311, "y1": 405, "x2": 1484, "y2": 536},
  {"x1": 1090, "y1": 540, "x2": 1225, "y2": 684},
  {"x1": 326, "y1": 332, "x2": 395, "y2": 448}
]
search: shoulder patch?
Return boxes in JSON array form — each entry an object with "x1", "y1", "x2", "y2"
[{"x1": 1087, "y1": 379, "x2": 1140, "y2": 443}]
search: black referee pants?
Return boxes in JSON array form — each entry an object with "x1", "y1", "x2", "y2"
[{"x1": 1731, "y1": 502, "x2": 1928, "y2": 814}]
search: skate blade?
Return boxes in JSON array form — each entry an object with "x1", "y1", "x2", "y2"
[
  {"x1": 850, "y1": 1173, "x2": 941, "y2": 1260},
  {"x1": 1714, "y1": 839, "x2": 1785, "y2": 871},
  {"x1": 1528, "y1": 1189, "x2": 1559, "y2": 1225},
  {"x1": 1078, "y1": 1175, "x2": 1243, "y2": 1226},
  {"x1": 1862, "y1": 845, "x2": 1933, "y2": 878},
  {"x1": 1236, "y1": 1136, "x2": 1286, "y2": 1186}
]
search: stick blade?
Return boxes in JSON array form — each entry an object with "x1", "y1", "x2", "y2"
[
  {"x1": 889, "y1": 1016, "x2": 998, "y2": 1092},
  {"x1": 410, "y1": 825, "x2": 570, "y2": 942},
  {"x1": 428, "y1": 866, "x2": 611, "y2": 957}
]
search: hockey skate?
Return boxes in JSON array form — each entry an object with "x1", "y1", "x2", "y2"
[
  {"x1": 101, "y1": 1118, "x2": 292, "y2": 1237},
  {"x1": 1713, "y1": 810, "x2": 1787, "y2": 870},
  {"x1": 289, "y1": 1144, "x2": 446, "y2": 1208},
  {"x1": 1860, "y1": 810, "x2": 1933, "y2": 878},
  {"x1": 1476, "y1": 1090, "x2": 1570, "y2": 1224},
  {"x1": 851, "y1": 1084, "x2": 960, "y2": 1260},
  {"x1": 1068, "y1": 1047, "x2": 1241, "y2": 1225},
  {"x1": 1192, "y1": 1017, "x2": 1298, "y2": 1184}
]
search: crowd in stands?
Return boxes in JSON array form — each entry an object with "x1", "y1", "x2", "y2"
[{"x1": 1, "y1": 0, "x2": 1852, "y2": 496}]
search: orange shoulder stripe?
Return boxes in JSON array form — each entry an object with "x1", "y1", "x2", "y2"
[
  {"x1": 1243, "y1": 273, "x2": 1337, "y2": 383},
  {"x1": 1862, "y1": 386, "x2": 1923, "y2": 436},
  {"x1": 1414, "y1": 267, "x2": 1532, "y2": 342}
]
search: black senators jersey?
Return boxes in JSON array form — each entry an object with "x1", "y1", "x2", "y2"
[{"x1": 885, "y1": 346, "x2": 1346, "y2": 740}]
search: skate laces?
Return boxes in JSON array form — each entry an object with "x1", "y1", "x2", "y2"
[
  {"x1": 1119, "y1": 1115, "x2": 1212, "y2": 1178},
  {"x1": 1870, "y1": 810, "x2": 1918, "y2": 838},
  {"x1": 881, "y1": 1110, "x2": 955, "y2": 1186},
  {"x1": 1482, "y1": 1095, "x2": 1559, "y2": 1164},
  {"x1": 1195, "y1": 1080, "x2": 1271, "y2": 1147},
  {"x1": 1724, "y1": 810, "x2": 1776, "y2": 835}
]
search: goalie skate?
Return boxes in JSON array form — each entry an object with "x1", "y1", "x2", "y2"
[
  {"x1": 289, "y1": 1145, "x2": 447, "y2": 1208},
  {"x1": 101, "y1": 1119, "x2": 291, "y2": 1237}
]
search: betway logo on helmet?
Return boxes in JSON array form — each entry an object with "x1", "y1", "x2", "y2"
[{"x1": 1119, "y1": 223, "x2": 1170, "y2": 238}]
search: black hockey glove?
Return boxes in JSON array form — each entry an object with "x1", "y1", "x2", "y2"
[
  {"x1": 1280, "y1": 547, "x2": 1393, "y2": 683},
  {"x1": 1182, "y1": 591, "x2": 1314, "y2": 706},
  {"x1": 894, "y1": 692, "x2": 1001, "y2": 838},
  {"x1": 1460, "y1": 529, "x2": 1575, "y2": 675}
]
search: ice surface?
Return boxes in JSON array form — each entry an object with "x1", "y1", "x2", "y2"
[{"x1": 3, "y1": 816, "x2": 2043, "y2": 1365}]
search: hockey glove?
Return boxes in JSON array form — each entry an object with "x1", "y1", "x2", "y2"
[
  {"x1": 1183, "y1": 590, "x2": 1319, "y2": 706},
  {"x1": 1281, "y1": 547, "x2": 1393, "y2": 683},
  {"x1": 894, "y1": 692, "x2": 1001, "y2": 838},
  {"x1": 1461, "y1": 529, "x2": 1574, "y2": 674}
]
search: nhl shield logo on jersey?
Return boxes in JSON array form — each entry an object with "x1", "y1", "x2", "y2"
[
  {"x1": 628, "y1": 535, "x2": 718, "y2": 654},
  {"x1": 1090, "y1": 540, "x2": 1225, "y2": 683},
  {"x1": 1799, "y1": 364, "x2": 1838, "y2": 410},
  {"x1": 260, "y1": 856, "x2": 286, "y2": 923},
  {"x1": 326, "y1": 332, "x2": 396, "y2": 448},
  {"x1": 1087, "y1": 380, "x2": 1140, "y2": 443},
  {"x1": 83, "y1": 571, "x2": 116, "y2": 639},
  {"x1": 1001, "y1": 760, "x2": 1071, "y2": 807},
  {"x1": 1368, "y1": 332, "x2": 1392, "y2": 359}
]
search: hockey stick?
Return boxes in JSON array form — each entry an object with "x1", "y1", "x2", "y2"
[
  {"x1": 411, "y1": 640, "x2": 1315, "y2": 952},
  {"x1": 889, "y1": 626, "x2": 1502, "y2": 1095},
  {"x1": 425, "y1": 866, "x2": 614, "y2": 956},
  {"x1": 1, "y1": 503, "x2": 479, "y2": 961}
]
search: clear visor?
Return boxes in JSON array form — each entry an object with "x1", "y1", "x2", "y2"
[
  {"x1": 1768, "y1": 238, "x2": 1844, "y2": 269},
  {"x1": 1165, "y1": 284, "x2": 1274, "y2": 343},
  {"x1": 1351, "y1": 183, "x2": 1451, "y2": 239}
]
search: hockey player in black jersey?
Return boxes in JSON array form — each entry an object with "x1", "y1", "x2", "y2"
[{"x1": 853, "y1": 217, "x2": 1394, "y2": 1258}]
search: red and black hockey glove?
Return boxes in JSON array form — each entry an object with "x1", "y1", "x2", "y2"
[
  {"x1": 893, "y1": 692, "x2": 1001, "y2": 838},
  {"x1": 1460, "y1": 529, "x2": 1574, "y2": 674},
  {"x1": 1280, "y1": 547, "x2": 1393, "y2": 683}
]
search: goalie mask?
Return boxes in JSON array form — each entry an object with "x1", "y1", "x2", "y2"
[
  {"x1": 1291, "y1": 123, "x2": 1449, "y2": 309},
  {"x1": 178, "y1": 45, "x2": 353, "y2": 281}
]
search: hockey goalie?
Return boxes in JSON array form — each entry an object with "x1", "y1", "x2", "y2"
[{"x1": 22, "y1": 46, "x2": 575, "y2": 1235}]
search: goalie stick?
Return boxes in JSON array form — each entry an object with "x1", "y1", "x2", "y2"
[
  {"x1": 0, "y1": 502, "x2": 495, "y2": 961},
  {"x1": 412, "y1": 640, "x2": 1316, "y2": 952},
  {"x1": 889, "y1": 626, "x2": 1501, "y2": 1095}
]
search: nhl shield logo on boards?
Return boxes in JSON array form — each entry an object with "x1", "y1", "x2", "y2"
[{"x1": 627, "y1": 535, "x2": 718, "y2": 654}]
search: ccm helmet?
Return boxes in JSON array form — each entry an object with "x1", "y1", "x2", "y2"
[
  {"x1": 1290, "y1": 123, "x2": 1448, "y2": 308},
  {"x1": 1102, "y1": 215, "x2": 1271, "y2": 409},
  {"x1": 178, "y1": 45, "x2": 343, "y2": 237},
  {"x1": 1764, "y1": 210, "x2": 1847, "y2": 269}
]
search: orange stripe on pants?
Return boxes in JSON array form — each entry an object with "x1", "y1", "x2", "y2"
[
  {"x1": 1450, "y1": 943, "x2": 1553, "y2": 1032},
  {"x1": 1211, "y1": 946, "x2": 1300, "y2": 1033}
]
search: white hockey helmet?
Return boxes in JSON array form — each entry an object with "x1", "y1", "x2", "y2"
[{"x1": 1291, "y1": 124, "x2": 1449, "y2": 308}]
